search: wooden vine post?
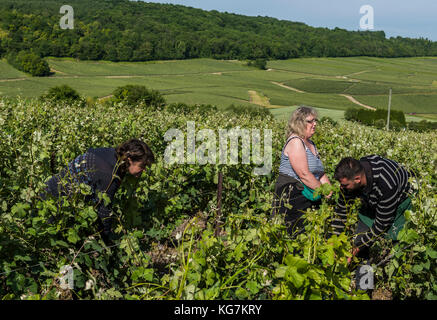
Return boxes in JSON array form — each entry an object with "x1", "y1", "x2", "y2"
[{"x1": 214, "y1": 170, "x2": 224, "y2": 237}]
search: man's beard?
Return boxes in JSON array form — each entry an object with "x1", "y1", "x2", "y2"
[{"x1": 344, "y1": 183, "x2": 364, "y2": 196}]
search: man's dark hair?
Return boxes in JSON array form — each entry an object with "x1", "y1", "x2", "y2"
[
  {"x1": 116, "y1": 139, "x2": 155, "y2": 174},
  {"x1": 334, "y1": 157, "x2": 364, "y2": 181}
]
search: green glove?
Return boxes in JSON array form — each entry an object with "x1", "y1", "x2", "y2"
[{"x1": 302, "y1": 185, "x2": 321, "y2": 201}]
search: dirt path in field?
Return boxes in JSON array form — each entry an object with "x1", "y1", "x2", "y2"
[
  {"x1": 248, "y1": 90, "x2": 269, "y2": 106},
  {"x1": 105, "y1": 75, "x2": 142, "y2": 78},
  {"x1": 271, "y1": 81, "x2": 306, "y2": 93},
  {"x1": 98, "y1": 94, "x2": 113, "y2": 101},
  {"x1": 50, "y1": 68, "x2": 67, "y2": 75},
  {"x1": 0, "y1": 77, "x2": 27, "y2": 82},
  {"x1": 339, "y1": 94, "x2": 376, "y2": 110},
  {"x1": 344, "y1": 69, "x2": 374, "y2": 77},
  {"x1": 248, "y1": 90, "x2": 287, "y2": 109}
]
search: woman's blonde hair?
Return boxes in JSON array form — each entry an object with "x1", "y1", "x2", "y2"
[{"x1": 285, "y1": 105, "x2": 318, "y2": 139}]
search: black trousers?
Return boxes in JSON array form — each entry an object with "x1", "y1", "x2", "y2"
[
  {"x1": 354, "y1": 220, "x2": 371, "y2": 260},
  {"x1": 272, "y1": 174, "x2": 321, "y2": 237}
]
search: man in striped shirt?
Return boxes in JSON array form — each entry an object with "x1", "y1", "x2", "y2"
[{"x1": 331, "y1": 155, "x2": 412, "y2": 261}]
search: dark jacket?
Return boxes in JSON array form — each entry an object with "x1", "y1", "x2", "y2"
[{"x1": 45, "y1": 147, "x2": 124, "y2": 236}]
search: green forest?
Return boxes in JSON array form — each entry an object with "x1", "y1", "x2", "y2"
[{"x1": 1, "y1": 0, "x2": 437, "y2": 63}]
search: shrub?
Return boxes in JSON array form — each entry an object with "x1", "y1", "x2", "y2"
[
  {"x1": 166, "y1": 102, "x2": 217, "y2": 116},
  {"x1": 389, "y1": 120, "x2": 402, "y2": 130},
  {"x1": 112, "y1": 85, "x2": 166, "y2": 108},
  {"x1": 0, "y1": 96, "x2": 435, "y2": 300},
  {"x1": 407, "y1": 120, "x2": 437, "y2": 132},
  {"x1": 7, "y1": 51, "x2": 51, "y2": 77},
  {"x1": 375, "y1": 109, "x2": 406, "y2": 127},
  {"x1": 344, "y1": 108, "x2": 359, "y2": 121},
  {"x1": 40, "y1": 85, "x2": 84, "y2": 105},
  {"x1": 247, "y1": 59, "x2": 267, "y2": 70},
  {"x1": 320, "y1": 116, "x2": 338, "y2": 126},
  {"x1": 85, "y1": 96, "x2": 98, "y2": 108},
  {"x1": 344, "y1": 107, "x2": 406, "y2": 129},
  {"x1": 374, "y1": 119, "x2": 386, "y2": 129}
]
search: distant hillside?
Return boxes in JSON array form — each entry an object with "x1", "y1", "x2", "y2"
[{"x1": 1, "y1": 0, "x2": 437, "y2": 62}]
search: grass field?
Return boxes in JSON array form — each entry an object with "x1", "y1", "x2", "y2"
[
  {"x1": 0, "y1": 60, "x2": 27, "y2": 79},
  {"x1": 1, "y1": 56, "x2": 436, "y2": 121}
]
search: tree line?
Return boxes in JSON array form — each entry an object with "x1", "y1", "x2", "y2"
[
  {"x1": 1, "y1": 0, "x2": 437, "y2": 64},
  {"x1": 344, "y1": 107, "x2": 437, "y2": 131},
  {"x1": 6, "y1": 51, "x2": 50, "y2": 76}
]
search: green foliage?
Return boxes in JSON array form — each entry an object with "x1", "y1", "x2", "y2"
[
  {"x1": 112, "y1": 85, "x2": 166, "y2": 108},
  {"x1": 344, "y1": 107, "x2": 406, "y2": 129},
  {"x1": 2, "y1": 56, "x2": 437, "y2": 116},
  {"x1": 1, "y1": 0, "x2": 437, "y2": 62},
  {"x1": 344, "y1": 108, "x2": 358, "y2": 122},
  {"x1": 0, "y1": 96, "x2": 435, "y2": 300},
  {"x1": 225, "y1": 104, "x2": 273, "y2": 119},
  {"x1": 345, "y1": 107, "x2": 437, "y2": 132},
  {"x1": 40, "y1": 85, "x2": 83, "y2": 105},
  {"x1": 320, "y1": 116, "x2": 338, "y2": 126},
  {"x1": 374, "y1": 119, "x2": 386, "y2": 129},
  {"x1": 375, "y1": 180, "x2": 437, "y2": 299},
  {"x1": 152, "y1": 209, "x2": 367, "y2": 300},
  {"x1": 6, "y1": 51, "x2": 50, "y2": 77},
  {"x1": 390, "y1": 120, "x2": 402, "y2": 130},
  {"x1": 407, "y1": 120, "x2": 437, "y2": 132},
  {"x1": 165, "y1": 102, "x2": 218, "y2": 116},
  {"x1": 247, "y1": 59, "x2": 267, "y2": 70}
]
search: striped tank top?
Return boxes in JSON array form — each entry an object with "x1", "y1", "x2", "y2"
[{"x1": 279, "y1": 136, "x2": 325, "y2": 181}]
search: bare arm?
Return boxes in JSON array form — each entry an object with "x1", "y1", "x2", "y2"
[{"x1": 285, "y1": 138, "x2": 321, "y2": 190}]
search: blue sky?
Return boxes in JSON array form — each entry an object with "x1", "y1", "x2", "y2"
[{"x1": 140, "y1": 0, "x2": 437, "y2": 41}]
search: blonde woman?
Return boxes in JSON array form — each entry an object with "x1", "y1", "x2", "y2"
[{"x1": 273, "y1": 106, "x2": 331, "y2": 236}]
